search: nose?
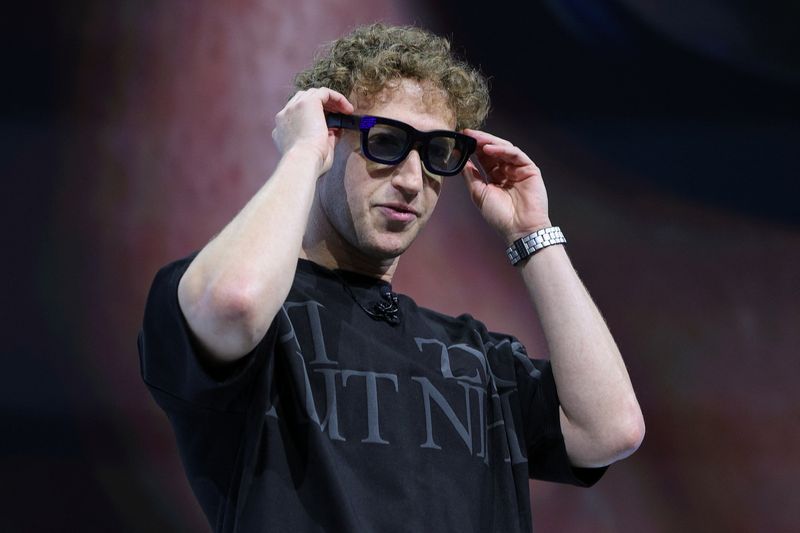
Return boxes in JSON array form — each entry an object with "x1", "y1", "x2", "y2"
[{"x1": 390, "y1": 148, "x2": 424, "y2": 197}]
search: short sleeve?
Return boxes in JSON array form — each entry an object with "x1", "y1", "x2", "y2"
[
  {"x1": 497, "y1": 334, "x2": 608, "y2": 487},
  {"x1": 137, "y1": 253, "x2": 272, "y2": 414}
]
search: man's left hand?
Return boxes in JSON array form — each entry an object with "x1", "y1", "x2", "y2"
[{"x1": 462, "y1": 129, "x2": 551, "y2": 243}]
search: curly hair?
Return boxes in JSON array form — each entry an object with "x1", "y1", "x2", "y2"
[{"x1": 293, "y1": 23, "x2": 490, "y2": 130}]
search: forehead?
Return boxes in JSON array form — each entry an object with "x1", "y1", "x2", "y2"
[{"x1": 351, "y1": 79, "x2": 455, "y2": 131}]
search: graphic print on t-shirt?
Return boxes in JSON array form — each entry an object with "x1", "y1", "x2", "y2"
[{"x1": 264, "y1": 298, "x2": 536, "y2": 467}]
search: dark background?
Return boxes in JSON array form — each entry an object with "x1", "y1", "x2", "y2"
[{"x1": 3, "y1": 1, "x2": 799, "y2": 531}]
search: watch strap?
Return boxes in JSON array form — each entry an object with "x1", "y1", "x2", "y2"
[{"x1": 506, "y1": 226, "x2": 566, "y2": 266}]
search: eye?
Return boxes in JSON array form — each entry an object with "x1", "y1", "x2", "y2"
[
  {"x1": 370, "y1": 132, "x2": 404, "y2": 149},
  {"x1": 367, "y1": 125, "x2": 407, "y2": 159},
  {"x1": 427, "y1": 138, "x2": 456, "y2": 165}
]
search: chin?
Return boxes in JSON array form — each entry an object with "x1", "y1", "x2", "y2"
[{"x1": 360, "y1": 233, "x2": 415, "y2": 260}]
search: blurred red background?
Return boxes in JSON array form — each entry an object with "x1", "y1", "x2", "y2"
[{"x1": 4, "y1": 1, "x2": 799, "y2": 531}]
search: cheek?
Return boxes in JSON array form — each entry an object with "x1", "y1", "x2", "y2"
[
  {"x1": 423, "y1": 178, "x2": 443, "y2": 209},
  {"x1": 341, "y1": 157, "x2": 374, "y2": 214},
  {"x1": 362, "y1": 158, "x2": 394, "y2": 174}
]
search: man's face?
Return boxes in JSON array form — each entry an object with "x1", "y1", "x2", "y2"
[{"x1": 318, "y1": 79, "x2": 454, "y2": 261}]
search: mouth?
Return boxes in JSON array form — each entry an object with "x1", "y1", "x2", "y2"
[{"x1": 376, "y1": 203, "x2": 419, "y2": 222}]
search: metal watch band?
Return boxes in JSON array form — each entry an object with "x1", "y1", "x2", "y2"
[{"x1": 506, "y1": 226, "x2": 566, "y2": 266}]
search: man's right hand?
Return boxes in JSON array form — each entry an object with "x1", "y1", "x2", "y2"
[
  {"x1": 177, "y1": 88, "x2": 353, "y2": 366},
  {"x1": 272, "y1": 88, "x2": 354, "y2": 176}
]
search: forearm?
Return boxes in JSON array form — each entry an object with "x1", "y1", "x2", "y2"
[
  {"x1": 519, "y1": 244, "x2": 644, "y2": 467},
  {"x1": 178, "y1": 148, "x2": 321, "y2": 363}
]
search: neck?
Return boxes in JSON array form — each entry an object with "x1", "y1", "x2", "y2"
[{"x1": 301, "y1": 196, "x2": 399, "y2": 283}]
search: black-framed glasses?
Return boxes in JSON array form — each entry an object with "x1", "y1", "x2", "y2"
[{"x1": 326, "y1": 113, "x2": 476, "y2": 177}]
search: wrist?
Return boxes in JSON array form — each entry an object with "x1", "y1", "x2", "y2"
[
  {"x1": 505, "y1": 225, "x2": 565, "y2": 266},
  {"x1": 282, "y1": 144, "x2": 328, "y2": 177},
  {"x1": 503, "y1": 218, "x2": 553, "y2": 245}
]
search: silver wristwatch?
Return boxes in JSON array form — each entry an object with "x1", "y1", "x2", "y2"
[{"x1": 506, "y1": 226, "x2": 566, "y2": 266}]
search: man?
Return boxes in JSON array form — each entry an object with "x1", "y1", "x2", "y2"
[{"x1": 139, "y1": 23, "x2": 644, "y2": 532}]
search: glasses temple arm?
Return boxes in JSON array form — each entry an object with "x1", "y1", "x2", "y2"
[{"x1": 325, "y1": 113, "x2": 359, "y2": 130}]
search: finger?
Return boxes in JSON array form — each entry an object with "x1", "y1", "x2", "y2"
[
  {"x1": 480, "y1": 143, "x2": 535, "y2": 167},
  {"x1": 463, "y1": 160, "x2": 479, "y2": 184},
  {"x1": 463, "y1": 129, "x2": 514, "y2": 148},
  {"x1": 486, "y1": 162, "x2": 536, "y2": 184},
  {"x1": 463, "y1": 129, "x2": 512, "y2": 146},
  {"x1": 287, "y1": 89, "x2": 308, "y2": 104},
  {"x1": 502, "y1": 163, "x2": 539, "y2": 181},
  {"x1": 485, "y1": 163, "x2": 514, "y2": 186},
  {"x1": 286, "y1": 87, "x2": 353, "y2": 115},
  {"x1": 472, "y1": 147, "x2": 525, "y2": 177},
  {"x1": 462, "y1": 160, "x2": 490, "y2": 208},
  {"x1": 317, "y1": 88, "x2": 354, "y2": 114},
  {"x1": 465, "y1": 156, "x2": 490, "y2": 183}
]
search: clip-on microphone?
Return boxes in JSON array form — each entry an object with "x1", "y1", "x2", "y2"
[{"x1": 369, "y1": 285, "x2": 400, "y2": 325}]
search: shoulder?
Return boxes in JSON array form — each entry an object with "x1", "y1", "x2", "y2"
[{"x1": 400, "y1": 296, "x2": 518, "y2": 349}]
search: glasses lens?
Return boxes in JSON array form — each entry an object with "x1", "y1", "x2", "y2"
[
  {"x1": 427, "y1": 136, "x2": 465, "y2": 173},
  {"x1": 366, "y1": 124, "x2": 409, "y2": 162}
]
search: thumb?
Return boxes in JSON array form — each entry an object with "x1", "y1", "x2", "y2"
[{"x1": 462, "y1": 160, "x2": 489, "y2": 210}]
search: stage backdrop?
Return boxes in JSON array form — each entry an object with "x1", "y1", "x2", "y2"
[{"x1": 5, "y1": 1, "x2": 799, "y2": 531}]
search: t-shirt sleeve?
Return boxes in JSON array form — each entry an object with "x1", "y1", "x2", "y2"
[
  {"x1": 499, "y1": 334, "x2": 607, "y2": 487},
  {"x1": 137, "y1": 252, "x2": 274, "y2": 414}
]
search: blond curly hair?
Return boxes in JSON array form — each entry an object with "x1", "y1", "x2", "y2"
[{"x1": 293, "y1": 23, "x2": 490, "y2": 130}]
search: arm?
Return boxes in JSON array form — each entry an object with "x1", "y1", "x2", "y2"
[
  {"x1": 177, "y1": 88, "x2": 353, "y2": 364},
  {"x1": 463, "y1": 130, "x2": 645, "y2": 468}
]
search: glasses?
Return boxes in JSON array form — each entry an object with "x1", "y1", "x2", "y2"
[{"x1": 325, "y1": 113, "x2": 477, "y2": 177}]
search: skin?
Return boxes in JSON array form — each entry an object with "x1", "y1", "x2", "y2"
[
  {"x1": 301, "y1": 79, "x2": 450, "y2": 279},
  {"x1": 179, "y1": 77, "x2": 645, "y2": 468}
]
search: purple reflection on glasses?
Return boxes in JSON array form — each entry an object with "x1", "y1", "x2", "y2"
[{"x1": 359, "y1": 116, "x2": 377, "y2": 129}]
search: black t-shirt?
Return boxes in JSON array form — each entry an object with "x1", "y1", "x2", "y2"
[{"x1": 138, "y1": 255, "x2": 605, "y2": 533}]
